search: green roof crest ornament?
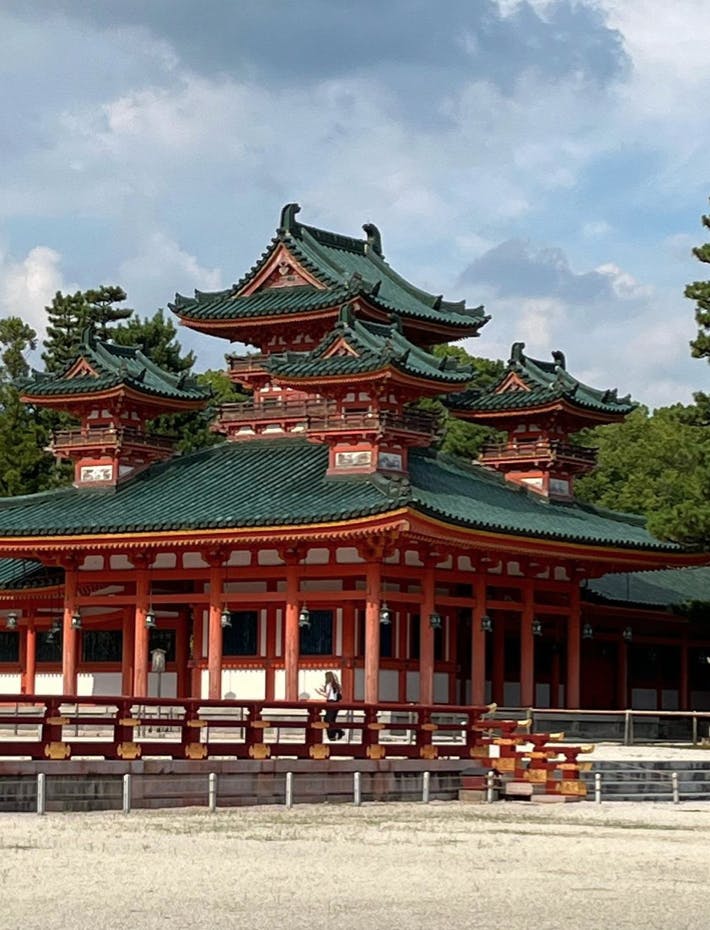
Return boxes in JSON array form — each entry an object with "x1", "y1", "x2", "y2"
[
  {"x1": 279, "y1": 202, "x2": 301, "y2": 235},
  {"x1": 362, "y1": 222, "x2": 383, "y2": 257}
]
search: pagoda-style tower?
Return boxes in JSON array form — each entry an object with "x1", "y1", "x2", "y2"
[
  {"x1": 20, "y1": 331, "x2": 209, "y2": 487},
  {"x1": 446, "y1": 342, "x2": 636, "y2": 499},
  {"x1": 172, "y1": 203, "x2": 484, "y2": 474}
]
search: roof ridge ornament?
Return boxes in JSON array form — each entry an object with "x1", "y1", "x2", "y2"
[
  {"x1": 362, "y1": 222, "x2": 383, "y2": 257},
  {"x1": 278, "y1": 203, "x2": 301, "y2": 236},
  {"x1": 551, "y1": 350, "x2": 566, "y2": 370},
  {"x1": 510, "y1": 342, "x2": 526, "y2": 365}
]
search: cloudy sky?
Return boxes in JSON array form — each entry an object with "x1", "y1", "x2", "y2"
[{"x1": 1, "y1": 0, "x2": 709, "y2": 408}]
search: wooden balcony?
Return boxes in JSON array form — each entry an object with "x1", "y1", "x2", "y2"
[
  {"x1": 480, "y1": 438, "x2": 597, "y2": 468},
  {"x1": 51, "y1": 427, "x2": 176, "y2": 453}
]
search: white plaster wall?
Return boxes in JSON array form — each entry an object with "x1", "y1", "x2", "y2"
[
  {"x1": 434, "y1": 672, "x2": 449, "y2": 703},
  {"x1": 379, "y1": 669, "x2": 399, "y2": 702},
  {"x1": 77, "y1": 672, "x2": 123, "y2": 697},
  {"x1": 0, "y1": 673, "x2": 21, "y2": 693},
  {"x1": 34, "y1": 674, "x2": 63, "y2": 695},
  {"x1": 631, "y1": 688, "x2": 657, "y2": 709},
  {"x1": 662, "y1": 689, "x2": 679, "y2": 710},
  {"x1": 221, "y1": 669, "x2": 265, "y2": 700},
  {"x1": 147, "y1": 672, "x2": 177, "y2": 699},
  {"x1": 535, "y1": 683, "x2": 550, "y2": 708},
  {"x1": 406, "y1": 670, "x2": 419, "y2": 702},
  {"x1": 504, "y1": 682, "x2": 521, "y2": 706}
]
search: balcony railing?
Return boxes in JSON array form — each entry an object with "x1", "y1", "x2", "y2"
[
  {"x1": 480, "y1": 438, "x2": 597, "y2": 466},
  {"x1": 51, "y1": 427, "x2": 176, "y2": 451},
  {"x1": 217, "y1": 399, "x2": 334, "y2": 424}
]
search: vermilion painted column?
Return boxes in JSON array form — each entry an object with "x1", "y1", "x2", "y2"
[
  {"x1": 62, "y1": 568, "x2": 79, "y2": 695},
  {"x1": 207, "y1": 562, "x2": 224, "y2": 700},
  {"x1": 419, "y1": 563, "x2": 435, "y2": 705},
  {"x1": 133, "y1": 567, "x2": 150, "y2": 697},
  {"x1": 566, "y1": 584, "x2": 581, "y2": 708},
  {"x1": 680, "y1": 635, "x2": 689, "y2": 711},
  {"x1": 471, "y1": 573, "x2": 487, "y2": 705},
  {"x1": 341, "y1": 597, "x2": 355, "y2": 702},
  {"x1": 190, "y1": 609, "x2": 203, "y2": 698},
  {"x1": 617, "y1": 641, "x2": 628, "y2": 709},
  {"x1": 364, "y1": 561, "x2": 381, "y2": 704},
  {"x1": 121, "y1": 607, "x2": 134, "y2": 696},
  {"x1": 265, "y1": 582, "x2": 277, "y2": 702},
  {"x1": 23, "y1": 621, "x2": 36, "y2": 695},
  {"x1": 520, "y1": 581, "x2": 535, "y2": 707},
  {"x1": 284, "y1": 561, "x2": 299, "y2": 700}
]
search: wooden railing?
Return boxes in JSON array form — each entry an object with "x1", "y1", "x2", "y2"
[
  {"x1": 480, "y1": 438, "x2": 597, "y2": 466},
  {"x1": 51, "y1": 427, "x2": 176, "y2": 451},
  {"x1": 216, "y1": 402, "x2": 438, "y2": 436}
]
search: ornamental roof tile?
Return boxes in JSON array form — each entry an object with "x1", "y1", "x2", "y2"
[
  {"x1": 265, "y1": 310, "x2": 473, "y2": 385},
  {"x1": 0, "y1": 558, "x2": 62, "y2": 589},
  {"x1": 20, "y1": 331, "x2": 209, "y2": 405},
  {"x1": 0, "y1": 438, "x2": 681, "y2": 553},
  {"x1": 170, "y1": 204, "x2": 489, "y2": 335},
  {"x1": 587, "y1": 567, "x2": 710, "y2": 607},
  {"x1": 446, "y1": 342, "x2": 636, "y2": 417}
]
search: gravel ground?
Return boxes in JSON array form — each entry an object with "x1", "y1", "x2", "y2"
[{"x1": 2, "y1": 800, "x2": 710, "y2": 930}]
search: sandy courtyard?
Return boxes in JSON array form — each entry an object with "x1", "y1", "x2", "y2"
[{"x1": 1, "y1": 800, "x2": 709, "y2": 930}]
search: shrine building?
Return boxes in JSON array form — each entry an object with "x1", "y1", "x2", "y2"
[{"x1": 0, "y1": 203, "x2": 708, "y2": 711}]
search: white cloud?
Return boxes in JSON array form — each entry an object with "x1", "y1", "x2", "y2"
[{"x1": 0, "y1": 246, "x2": 72, "y2": 339}]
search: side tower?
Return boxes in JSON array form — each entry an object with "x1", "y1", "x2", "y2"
[
  {"x1": 446, "y1": 342, "x2": 635, "y2": 499},
  {"x1": 19, "y1": 330, "x2": 209, "y2": 487},
  {"x1": 171, "y1": 203, "x2": 486, "y2": 475}
]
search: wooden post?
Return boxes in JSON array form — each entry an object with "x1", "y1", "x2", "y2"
[
  {"x1": 419, "y1": 562, "x2": 435, "y2": 705},
  {"x1": 341, "y1": 595, "x2": 356, "y2": 702},
  {"x1": 23, "y1": 621, "x2": 37, "y2": 695},
  {"x1": 62, "y1": 567, "x2": 79, "y2": 695},
  {"x1": 284, "y1": 560, "x2": 300, "y2": 701},
  {"x1": 471, "y1": 573, "x2": 487, "y2": 705},
  {"x1": 566, "y1": 583, "x2": 581, "y2": 708},
  {"x1": 520, "y1": 581, "x2": 535, "y2": 707},
  {"x1": 121, "y1": 607, "x2": 134, "y2": 696},
  {"x1": 207, "y1": 561, "x2": 224, "y2": 700},
  {"x1": 133, "y1": 563, "x2": 150, "y2": 698},
  {"x1": 364, "y1": 561, "x2": 381, "y2": 703},
  {"x1": 191, "y1": 608, "x2": 204, "y2": 698}
]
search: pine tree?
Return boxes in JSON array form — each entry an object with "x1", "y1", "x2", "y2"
[
  {"x1": 41, "y1": 286, "x2": 132, "y2": 372},
  {"x1": 685, "y1": 202, "x2": 710, "y2": 360}
]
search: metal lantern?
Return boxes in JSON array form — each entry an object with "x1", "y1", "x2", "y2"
[
  {"x1": 145, "y1": 608, "x2": 157, "y2": 629},
  {"x1": 221, "y1": 606, "x2": 232, "y2": 629},
  {"x1": 622, "y1": 626, "x2": 633, "y2": 643},
  {"x1": 298, "y1": 604, "x2": 310, "y2": 629},
  {"x1": 481, "y1": 614, "x2": 493, "y2": 633},
  {"x1": 379, "y1": 602, "x2": 391, "y2": 625},
  {"x1": 6, "y1": 611, "x2": 17, "y2": 631},
  {"x1": 532, "y1": 617, "x2": 543, "y2": 637},
  {"x1": 429, "y1": 611, "x2": 442, "y2": 630},
  {"x1": 582, "y1": 622, "x2": 594, "y2": 640},
  {"x1": 47, "y1": 618, "x2": 61, "y2": 644},
  {"x1": 71, "y1": 611, "x2": 82, "y2": 630}
]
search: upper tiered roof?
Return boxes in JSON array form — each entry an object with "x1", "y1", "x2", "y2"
[
  {"x1": 265, "y1": 306, "x2": 473, "y2": 391},
  {"x1": 446, "y1": 342, "x2": 636, "y2": 421},
  {"x1": 171, "y1": 203, "x2": 489, "y2": 344},
  {"x1": 20, "y1": 330, "x2": 209, "y2": 412}
]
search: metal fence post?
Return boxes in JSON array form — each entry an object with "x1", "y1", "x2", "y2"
[
  {"x1": 36, "y1": 772, "x2": 46, "y2": 815},
  {"x1": 594, "y1": 772, "x2": 602, "y2": 804},
  {"x1": 122, "y1": 773, "x2": 131, "y2": 815},
  {"x1": 285, "y1": 771, "x2": 293, "y2": 809},
  {"x1": 624, "y1": 710, "x2": 633, "y2": 746},
  {"x1": 353, "y1": 771, "x2": 361, "y2": 807},
  {"x1": 208, "y1": 772, "x2": 217, "y2": 813},
  {"x1": 486, "y1": 770, "x2": 495, "y2": 804},
  {"x1": 422, "y1": 771, "x2": 430, "y2": 804},
  {"x1": 692, "y1": 714, "x2": 698, "y2": 746},
  {"x1": 671, "y1": 771, "x2": 679, "y2": 804}
]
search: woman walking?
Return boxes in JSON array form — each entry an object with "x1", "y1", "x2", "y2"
[{"x1": 317, "y1": 671, "x2": 344, "y2": 740}]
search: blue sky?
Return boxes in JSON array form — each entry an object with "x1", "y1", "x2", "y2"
[{"x1": 0, "y1": 0, "x2": 708, "y2": 408}]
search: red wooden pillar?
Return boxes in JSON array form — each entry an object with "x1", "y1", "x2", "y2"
[
  {"x1": 471, "y1": 573, "x2": 487, "y2": 705},
  {"x1": 364, "y1": 561, "x2": 381, "y2": 704},
  {"x1": 121, "y1": 607, "x2": 134, "y2": 696},
  {"x1": 191, "y1": 609, "x2": 204, "y2": 698},
  {"x1": 566, "y1": 583, "x2": 581, "y2": 708},
  {"x1": 207, "y1": 561, "x2": 225, "y2": 700},
  {"x1": 23, "y1": 620, "x2": 37, "y2": 695},
  {"x1": 133, "y1": 565, "x2": 150, "y2": 697},
  {"x1": 520, "y1": 581, "x2": 535, "y2": 707},
  {"x1": 341, "y1": 597, "x2": 355, "y2": 702},
  {"x1": 284, "y1": 560, "x2": 300, "y2": 701},
  {"x1": 491, "y1": 616, "x2": 505, "y2": 705},
  {"x1": 62, "y1": 567, "x2": 79, "y2": 695},
  {"x1": 419, "y1": 562, "x2": 435, "y2": 705},
  {"x1": 680, "y1": 634, "x2": 689, "y2": 711},
  {"x1": 175, "y1": 609, "x2": 188, "y2": 699},
  {"x1": 617, "y1": 641, "x2": 628, "y2": 709}
]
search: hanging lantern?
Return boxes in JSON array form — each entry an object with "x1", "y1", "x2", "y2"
[
  {"x1": 429, "y1": 612, "x2": 442, "y2": 630},
  {"x1": 532, "y1": 617, "x2": 543, "y2": 637},
  {"x1": 71, "y1": 611, "x2": 82, "y2": 630},
  {"x1": 481, "y1": 614, "x2": 493, "y2": 633},
  {"x1": 6, "y1": 611, "x2": 18, "y2": 631},
  {"x1": 145, "y1": 608, "x2": 157, "y2": 629},
  {"x1": 379, "y1": 602, "x2": 391, "y2": 625},
  {"x1": 221, "y1": 606, "x2": 232, "y2": 629},
  {"x1": 582, "y1": 622, "x2": 594, "y2": 640},
  {"x1": 622, "y1": 626, "x2": 633, "y2": 642},
  {"x1": 298, "y1": 604, "x2": 310, "y2": 629}
]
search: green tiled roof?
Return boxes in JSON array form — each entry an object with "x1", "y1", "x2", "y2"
[
  {"x1": 266, "y1": 309, "x2": 473, "y2": 386},
  {"x1": 587, "y1": 567, "x2": 710, "y2": 607},
  {"x1": 446, "y1": 342, "x2": 636, "y2": 417},
  {"x1": 0, "y1": 438, "x2": 681, "y2": 553},
  {"x1": 0, "y1": 558, "x2": 62, "y2": 590},
  {"x1": 20, "y1": 331, "x2": 209, "y2": 404},
  {"x1": 171, "y1": 203, "x2": 489, "y2": 335}
]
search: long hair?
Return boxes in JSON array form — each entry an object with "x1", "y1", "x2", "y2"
[{"x1": 325, "y1": 670, "x2": 340, "y2": 690}]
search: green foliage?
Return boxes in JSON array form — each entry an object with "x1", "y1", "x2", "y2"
[
  {"x1": 575, "y1": 405, "x2": 710, "y2": 548},
  {"x1": 41, "y1": 286, "x2": 132, "y2": 372},
  {"x1": 151, "y1": 369, "x2": 240, "y2": 454},
  {"x1": 685, "y1": 203, "x2": 710, "y2": 360},
  {"x1": 0, "y1": 318, "x2": 57, "y2": 495},
  {"x1": 113, "y1": 309, "x2": 195, "y2": 373}
]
